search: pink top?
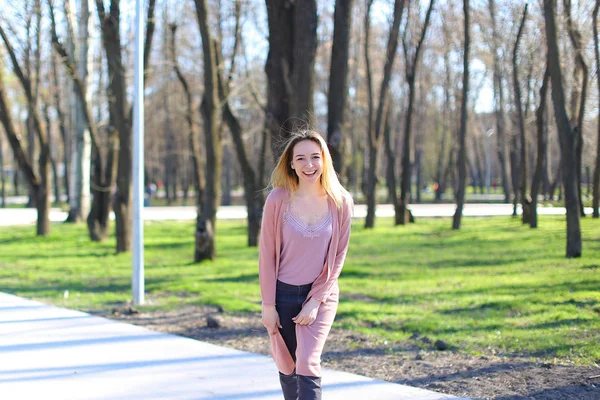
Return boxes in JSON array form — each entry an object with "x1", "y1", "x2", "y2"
[
  {"x1": 259, "y1": 188, "x2": 352, "y2": 307},
  {"x1": 278, "y1": 204, "x2": 333, "y2": 285}
]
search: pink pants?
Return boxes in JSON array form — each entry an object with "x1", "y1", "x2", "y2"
[{"x1": 270, "y1": 282, "x2": 339, "y2": 377}]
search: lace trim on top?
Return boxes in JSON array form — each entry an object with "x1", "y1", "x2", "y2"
[{"x1": 283, "y1": 206, "x2": 332, "y2": 240}]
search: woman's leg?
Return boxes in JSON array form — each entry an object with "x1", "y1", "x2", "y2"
[
  {"x1": 295, "y1": 290, "x2": 339, "y2": 400},
  {"x1": 275, "y1": 281, "x2": 311, "y2": 400}
]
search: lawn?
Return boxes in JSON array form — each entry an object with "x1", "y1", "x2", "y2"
[{"x1": 1, "y1": 216, "x2": 599, "y2": 365}]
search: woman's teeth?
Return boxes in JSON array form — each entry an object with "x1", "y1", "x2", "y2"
[{"x1": 303, "y1": 171, "x2": 316, "y2": 176}]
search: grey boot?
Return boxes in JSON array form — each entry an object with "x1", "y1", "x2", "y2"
[
  {"x1": 279, "y1": 371, "x2": 298, "y2": 400},
  {"x1": 297, "y1": 374, "x2": 321, "y2": 400}
]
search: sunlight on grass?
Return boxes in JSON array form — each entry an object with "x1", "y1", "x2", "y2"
[{"x1": 1, "y1": 216, "x2": 599, "y2": 365}]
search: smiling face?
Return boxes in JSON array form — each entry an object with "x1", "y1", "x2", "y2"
[{"x1": 290, "y1": 139, "x2": 323, "y2": 186}]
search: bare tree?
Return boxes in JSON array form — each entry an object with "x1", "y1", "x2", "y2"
[
  {"x1": 95, "y1": 0, "x2": 156, "y2": 252},
  {"x1": 0, "y1": 25, "x2": 51, "y2": 235},
  {"x1": 396, "y1": 0, "x2": 435, "y2": 225},
  {"x1": 563, "y1": 0, "x2": 588, "y2": 218},
  {"x1": 213, "y1": 4, "x2": 265, "y2": 248},
  {"x1": 170, "y1": 23, "x2": 205, "y2": 235},
  {"x1": 50, "y1": 52, "x2": 70, "y2": 203},
  {"x1": 193, "y1": 0, "x2": 221, "y2": 261},
  {"x1": 364, "y1": 0, "x2": 406, "y2": 229},
  {"x1": 264, "y1": 0, "x2": 317, "y2": 160},
  {"x1": 593, "y1": 0, "x2": 600, "y2": 218},
  {"x1": 530, "y1": 66, "x2": 550, "y2": 228},
  {"x1": 512, "y1": 4, "x2": 528, "y2": 223},
  {"x1": 49, "y1": 0, "x2": 118, "y2": 241},
  {"x1": 452, "y1": 0, "x2": 470, "y2": 230},
  {"x1": 543, "y1": 0, "x2": 581, "y2": 257},
  {"x1": 64, "y1": 0, "x2": 93, "y2": 222},
  {"x1": 327, "y1": 0, "x2": 354, "y2": 175},
  {"x1": 488, "y1": 0, "x2": 511, "y2": 203}
]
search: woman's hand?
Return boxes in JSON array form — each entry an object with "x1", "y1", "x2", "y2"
[
  {"x1": 261, "y1": 305, "x2": 281, "y2": 335},
  {"x1": 293, "y1": 298, "x2": 321, "y2": 326}
]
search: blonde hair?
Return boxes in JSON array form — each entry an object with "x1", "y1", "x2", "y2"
[{"x1": 269, "y1": 130, "x2": 353, "y2": 209}]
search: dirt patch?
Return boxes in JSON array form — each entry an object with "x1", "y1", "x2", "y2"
[{"x1": 102, "y1": 305, "x2": 600, "y2": 400}]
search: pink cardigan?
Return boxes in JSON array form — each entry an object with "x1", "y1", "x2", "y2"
[
  {"x1": 259, "y1": 187, "x2": 352, "y2": 307},
  {"x1": 258, "y1": 188, "x2": 352, "y2": 375}
]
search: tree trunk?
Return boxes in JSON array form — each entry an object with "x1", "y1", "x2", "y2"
[
  {"x1": 530, "y1": 67, "x2": 550, "y2": 228},
  {"x1": 87, "y1": 129, "x2": 118, "y2": 241},
  {"x1": 194, "y1": 0, "x2": 222, "y2": 261},
  {"x1": 543, "y1": 0, "x2": 582, "y2": 257},
  {"x1": 365, "y1": 0, "x2": 406, "y2": 229},
  {"x1": 50, "y1": 52, "x2": 70, "y2": 204},
  {"x1": 398, "y1": 0, "x2": 434, "y2": 223},
  {"x1": 436, "y1": 31, "x2": 452, "y2": 203},
  {"x1": 43, "y1": 102, "x2": 61, "y2": 205},
  {"x1": 564, "y1": 0, "x2": 588, "y2": 218},
  {"x1": 473, "y1": 134, "x2": 485, "y2": 194},
  {"x1": 512, "y1": 4, "x2": 529, "y2": 223},
  {"x1": 0, "y1": 134, "x2": 6, "y2": 208},
  {"x1": 364, "y1": 0, "x2": 376, "y2": 228},
  {"x1": 593, "y1": 0, "x2": 600, "y2": 218},
  {"x1": 327, "y1": 0, "x2": 354, "y2": 175},
  {"x1": 265, "y1": 0, "x2": 317, "y2": 161},
  {"x1": 488, "y1": 0, "x2": 511, "y2": 203},
  {"x1": 95, "y1": 0, "x2": 156, "y2": 253},
  {"x1": 170, "y1": 23, "x2": 206, "y2": 241},
  {"x1": 0, "y1": 27, "x2": 50, "y2": 235},
  {"x1": 452, "y1": 0, "x2": 470, "y2": 230},
  {"x1": 67, "y1": 0, "x2": 92, "y2": 222},
  {"x1": 384, "y1": 104, "x2": 402, "y2": 224},
  {"x1": 49, "y1": 1, "x2": 114, "y2": 241}
]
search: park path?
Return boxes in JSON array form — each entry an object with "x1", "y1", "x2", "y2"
[
  {"x1": 0, "y1": 203, "x2": 591, "y2": 226},
  {"x1": 0, "y1": 292, "x2": 467, "y2": 400}
]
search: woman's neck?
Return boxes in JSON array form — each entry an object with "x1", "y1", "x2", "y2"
[{"x1": 295, "y1": 182, "x2": 326, "y2": 198}]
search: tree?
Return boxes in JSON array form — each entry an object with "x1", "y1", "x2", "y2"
[
  {"x1": 593, "y1": 0, "x2": 600, "y2": 218},
  {"x1": 95, "y1": 0, "x2": 156, "y2": 252},
  {"x1": 0, "y1": 24, "x2": 51, "y2": 235},
  {"x1": 543, "y1": 0, "x2": 581, "y2": 257},
  {"x1": 65, "y1": 0, "x2": 92, "y2": 223},
  {"x1": 563, "y1": 0, "x2": 589, "y2": 218},
  {"x1": 488, "y1": 0, "x2": 511, "y2": 203},
  {"x1": 214, "y1": 4, "x2": 265, "y2": 248},
  {"x1": 452, "y1": 0, "x2": 470, "y2": 230},
  {"x1": 364, "y1": 0, "x2": 406, "y2": 229},
  {"x1": 530, "y1": 66, "x2": 549, "y2": 229},
  {"x1": 193, "y1": 0, "x2": 221, "y2": 261},
  {"x1": 49, "y1": 0, "x2": 118, "y2": 241},
  {"x1": 327, "y1": 0, "x2": 354, "y2": 175},
  {"x1": 396, "y1": 0, "x2": 435, "y2": 225},
  {"x1": 512, "y1": 3, "x2": 528, "y2": 223},
  {"x1": 264, "y1": 0, "x2": 317, "y2": 160},
  {"x1": 170, "y1": 23, "x2": 206, "y2": 249},
  {"x1": 50, "y1": 51, "x2": 70, "y2": 205}
]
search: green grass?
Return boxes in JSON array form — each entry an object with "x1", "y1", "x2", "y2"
[{"x1": 1, "y1": 216, "x2": 599, "y2": 365}]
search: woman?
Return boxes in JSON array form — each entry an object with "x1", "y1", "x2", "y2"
[{"x1": 259, "y1": 130, "x2": 353, "y2": 400}]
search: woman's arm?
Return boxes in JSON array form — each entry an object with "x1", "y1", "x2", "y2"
[{"x1": 258, "y1": 191, "x2": 278, "y2": 307}]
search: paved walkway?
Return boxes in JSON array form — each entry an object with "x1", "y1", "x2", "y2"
[
  {"x1": 0, "y1": 292, "x2": 467, "y2": 400},
  {"x1": 0, "y1": 203, "x2": 592, "y2": 226}
]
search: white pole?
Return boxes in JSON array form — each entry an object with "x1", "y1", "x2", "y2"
[{"x1": 132, "y1": 0, "x2": 145, "y2": 305}]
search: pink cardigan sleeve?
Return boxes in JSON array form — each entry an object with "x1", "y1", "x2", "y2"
[
  {"x1": 258, "y1": 191, "x2": 278, "y2": 307},
  {"x1": 311, "y1": 198, "x2": 352, "y2": 303}
]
